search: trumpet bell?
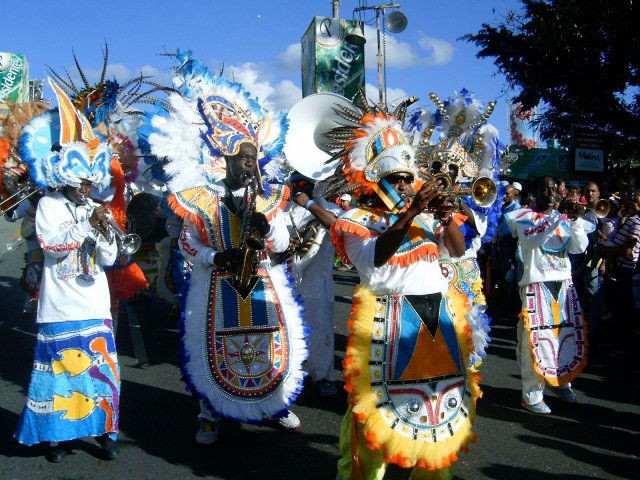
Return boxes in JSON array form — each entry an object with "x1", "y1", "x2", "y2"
[
  {"x1": 594, "y1": 199, "x2": 610, "y2": 218},
  {"x1": 469, "y1": 176, "x2": 497, "y2": 208},
  {"x1": 120, "y1": 234, "x2": 142, "y2": 256}
]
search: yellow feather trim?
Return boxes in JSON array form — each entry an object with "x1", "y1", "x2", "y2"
[{"x1": 344, "y1": 287, "x2": 481, "y2": 470}]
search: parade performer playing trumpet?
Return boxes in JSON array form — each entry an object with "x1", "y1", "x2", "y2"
[
  {"x1": 410, "y1": 89, "x2": 504, "y2": 370},
  {"x1": 505, "y1": 176, "x2": 590, "y2": 414},
  {"x1": 319, "y1": 90, "x2": 486, "y2": 480},
  {"x1": 149, "y1": 51, "x2": 306, "y2": 444},
  {"x1": 14, "y1": 80, "x2": 120, "y2": 462}
]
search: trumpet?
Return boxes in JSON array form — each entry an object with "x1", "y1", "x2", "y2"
[
  {"x1": 404, "y1": 174, "x2": 498, "y2": 210},
  {"x1": 0, "y1": 183, "x2": 43, "y2": 216},
  {"x1": 95, "y1": 211, "x2": 142, "y2": 255},
  {"x1": 563, "y1": 199, "x2": 610, "y2": 220}
]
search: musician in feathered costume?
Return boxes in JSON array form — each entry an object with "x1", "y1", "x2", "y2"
[
  {"x1": 148, "y1": 51, "x2": 307, "y2": 443},
  {"x1": 14, "y1": 80, "x2": 120, "y2": 462},
  {"x1": 322, "y1": 90, "x2": 484, "y2": 480},
  {"x1": 45, "y1": 47, "x2": 175, "y2": 309},
  {"x1": 409, "y1": 89, "x2": 505, "y2": 369}
]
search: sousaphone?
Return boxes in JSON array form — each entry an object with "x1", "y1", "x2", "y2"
[{"x1": 284, "y1": 93, "x2": 356, "y2": 182}]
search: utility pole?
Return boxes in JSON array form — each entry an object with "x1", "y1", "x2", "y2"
[
  {"x1": 332, "y1": 0, "x2": 339, "y2": 18},
  {"x1": 353, "y1": 3, "x2": 402, "y2": 110}
]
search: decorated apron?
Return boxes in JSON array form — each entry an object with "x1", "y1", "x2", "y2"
[
  {"x1": 510, "y1": 209, "x2": 589, "y2": 386},
  {"x1": 170, "y1": 184, "x2": 307, "y2": 422},
  {"x1": 333, "y1": 208, "x2": 480, "y2": 470}
]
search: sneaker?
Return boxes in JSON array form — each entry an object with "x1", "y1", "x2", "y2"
[
  {"x1": 46, "y1": 442, "x2": 68, "y2": 463},
  {"x1": 195, "y1": 417, "x2": 219, "y2": 445},
  {"x1": 96, "y1": 434, "x2": 119, "y2": 460},
  {"x1": 319, "y1": 380, "x2": 337, "y2": 397},
  {"x1": 549, "y1": 386, "x2": 578, "y2": 403},
  {"x1": 275, "y1": 410, "x2": 301, "y2": 430},
  {"x1": 521, "y1": 400, "x2": 551, "y2": 414}
]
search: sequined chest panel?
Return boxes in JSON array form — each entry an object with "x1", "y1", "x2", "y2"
[{"x1": 369, "y1": 294, "x2": 473, "y2": 443}]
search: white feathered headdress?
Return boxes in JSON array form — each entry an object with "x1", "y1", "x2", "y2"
[{"x1": 148, "y1": 50, "x2": 289, "y2": 193}]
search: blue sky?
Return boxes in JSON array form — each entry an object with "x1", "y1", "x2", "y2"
[{"x1": 3, "y1": 0, "x2": 523, "y2": 137}]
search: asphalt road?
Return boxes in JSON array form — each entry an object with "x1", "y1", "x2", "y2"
[{"x1": 0, "y1": 234, "x2": 638, "y2": 480}]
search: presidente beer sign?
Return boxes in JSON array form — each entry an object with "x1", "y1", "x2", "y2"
[
  {"x1": 301, "y1": 16, "x2": 365, "y2": 100},
  {"x1": 0, "y1": 52, "x2": 29, "y2": 104}
]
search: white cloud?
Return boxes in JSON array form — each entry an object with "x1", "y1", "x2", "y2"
[
  {"x1": 417, "y1": 35, "x2": 455, "y2": 66},
  {"x1": 226, "y1": 62, "x2": 301, "y2": 112},
  {"x1": 362, "y1": 25, "x2": 454, "y2": 69},
  {"x1": 276, "y1": 43, "x2": 301, "y2": 73}
]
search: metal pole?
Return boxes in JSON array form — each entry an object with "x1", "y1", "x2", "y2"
[
  {"x1": 332, "y1": 0, "x2": 339, "y2": 18},
  {"x1": 376, "y1": 8, "x2": 384, "y2": 109}
]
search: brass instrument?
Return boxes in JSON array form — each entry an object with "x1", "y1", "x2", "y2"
[
  {"x1": 0, "y1": 182, "x2": 43, "y2": 216},
  {"x1": 235, "y1": 176, "x2": 266, "y2": 293},
  {"x1": 274, "y1": 211, "x2": 321, "y2": 265},
  {"x1": 564, "y1": 199, "x2": 610, "y2": 220},
  {"x1": 95, "y1": 211, "x2": 142, "y2": 255},
  {"x1": 405, "y1": 174, "x2": 498, "y2": 210}
]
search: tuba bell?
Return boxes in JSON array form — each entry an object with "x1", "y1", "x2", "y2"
[{"x1": 283, "y1": 93, "x2": 358, "y2": 182}]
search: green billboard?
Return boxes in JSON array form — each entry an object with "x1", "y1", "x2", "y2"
[
  {"x1": 301, "y1": 16, "x2": 365, "y2": 101},
  {"x1": 509, "y1": 146, "x2": 589, "y2": 181},
  {"x1": 0, "y1": 52, "x2": 29, "y2": 104}
]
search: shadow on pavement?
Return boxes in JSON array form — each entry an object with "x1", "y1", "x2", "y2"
[{"x1": 120, "y1": 378, "x2": 340, "y2": 479}]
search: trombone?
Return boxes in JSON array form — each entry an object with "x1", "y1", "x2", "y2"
[{"x1": 0, "y1": 183, "x2": 42, "y2": 216}]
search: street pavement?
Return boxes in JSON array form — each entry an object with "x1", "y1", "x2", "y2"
[{"x1": 0, "y1": 237, "x2": 638, "y2": 480}]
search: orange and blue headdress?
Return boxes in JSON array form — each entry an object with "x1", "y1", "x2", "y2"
[
  {"x1": 20, "y1": 79, "x2": 112, "y2": 192},
  {"x1": 318, "y1": 89, "x2": 419, "y2": 213}
]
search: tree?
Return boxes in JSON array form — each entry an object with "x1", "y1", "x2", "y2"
[{"x1": 462, "y1": 0, "x2": 640, "y2": 161}]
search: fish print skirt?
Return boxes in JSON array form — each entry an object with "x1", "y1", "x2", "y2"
[{"x1": 14, "y1": 319, "x2": 120, "y2": 446}]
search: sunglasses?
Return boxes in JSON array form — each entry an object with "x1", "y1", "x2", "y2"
[{"x1": 385, "y1": 173, "x2": 414, "y2": 185}]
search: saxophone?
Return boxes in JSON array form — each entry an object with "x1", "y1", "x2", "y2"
[{"x1": 236, "y1": 175, "x2": 266, "y2": 291}]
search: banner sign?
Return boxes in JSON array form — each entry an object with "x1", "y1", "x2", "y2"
[
  {"x1": 507, "y1": 147, "x2": 587, "y2": 181},
  {"x1": 0, "y1": 52, "x2": 29, "y2": 104},
  {"x1": 508, "y1": 102, "x2": 540, "y2": 149},
  {"x1": 572, "y1": 128, "x2": 605, "y2": 172},
  {"x1": 301, "y1": 16, "x2": 365, "y2": 101}
]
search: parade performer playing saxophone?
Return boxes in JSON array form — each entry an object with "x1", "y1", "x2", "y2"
[
  {"x1": 149, "y1": 51, "x2": 307, "y2": 444},
  {"x1": 321, "y1": 90, "x2": 485, "y2": 480},
  {"x1": 14, "y1": 80, "x2": 120, "y2": 462}
]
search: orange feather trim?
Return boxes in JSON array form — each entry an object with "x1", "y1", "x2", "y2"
[
  {"x1": 331, "y1": 218, "x2": 440, "y2": 267},
  {"x1": 106, "y1": 263, "x2": 149, "y2": 300},
  {"x1": 108, "y1": 158, "x2": 127, "y2": 229},
  {"x1": 104, "y1": 158, "x2": 149, "y2": 298},
  {"x1": 167, "y1": 193, "x2": 210, "y2": 246},
  {"x1": 0, "y1": 137, "x2": 13, "y2": 200}
]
